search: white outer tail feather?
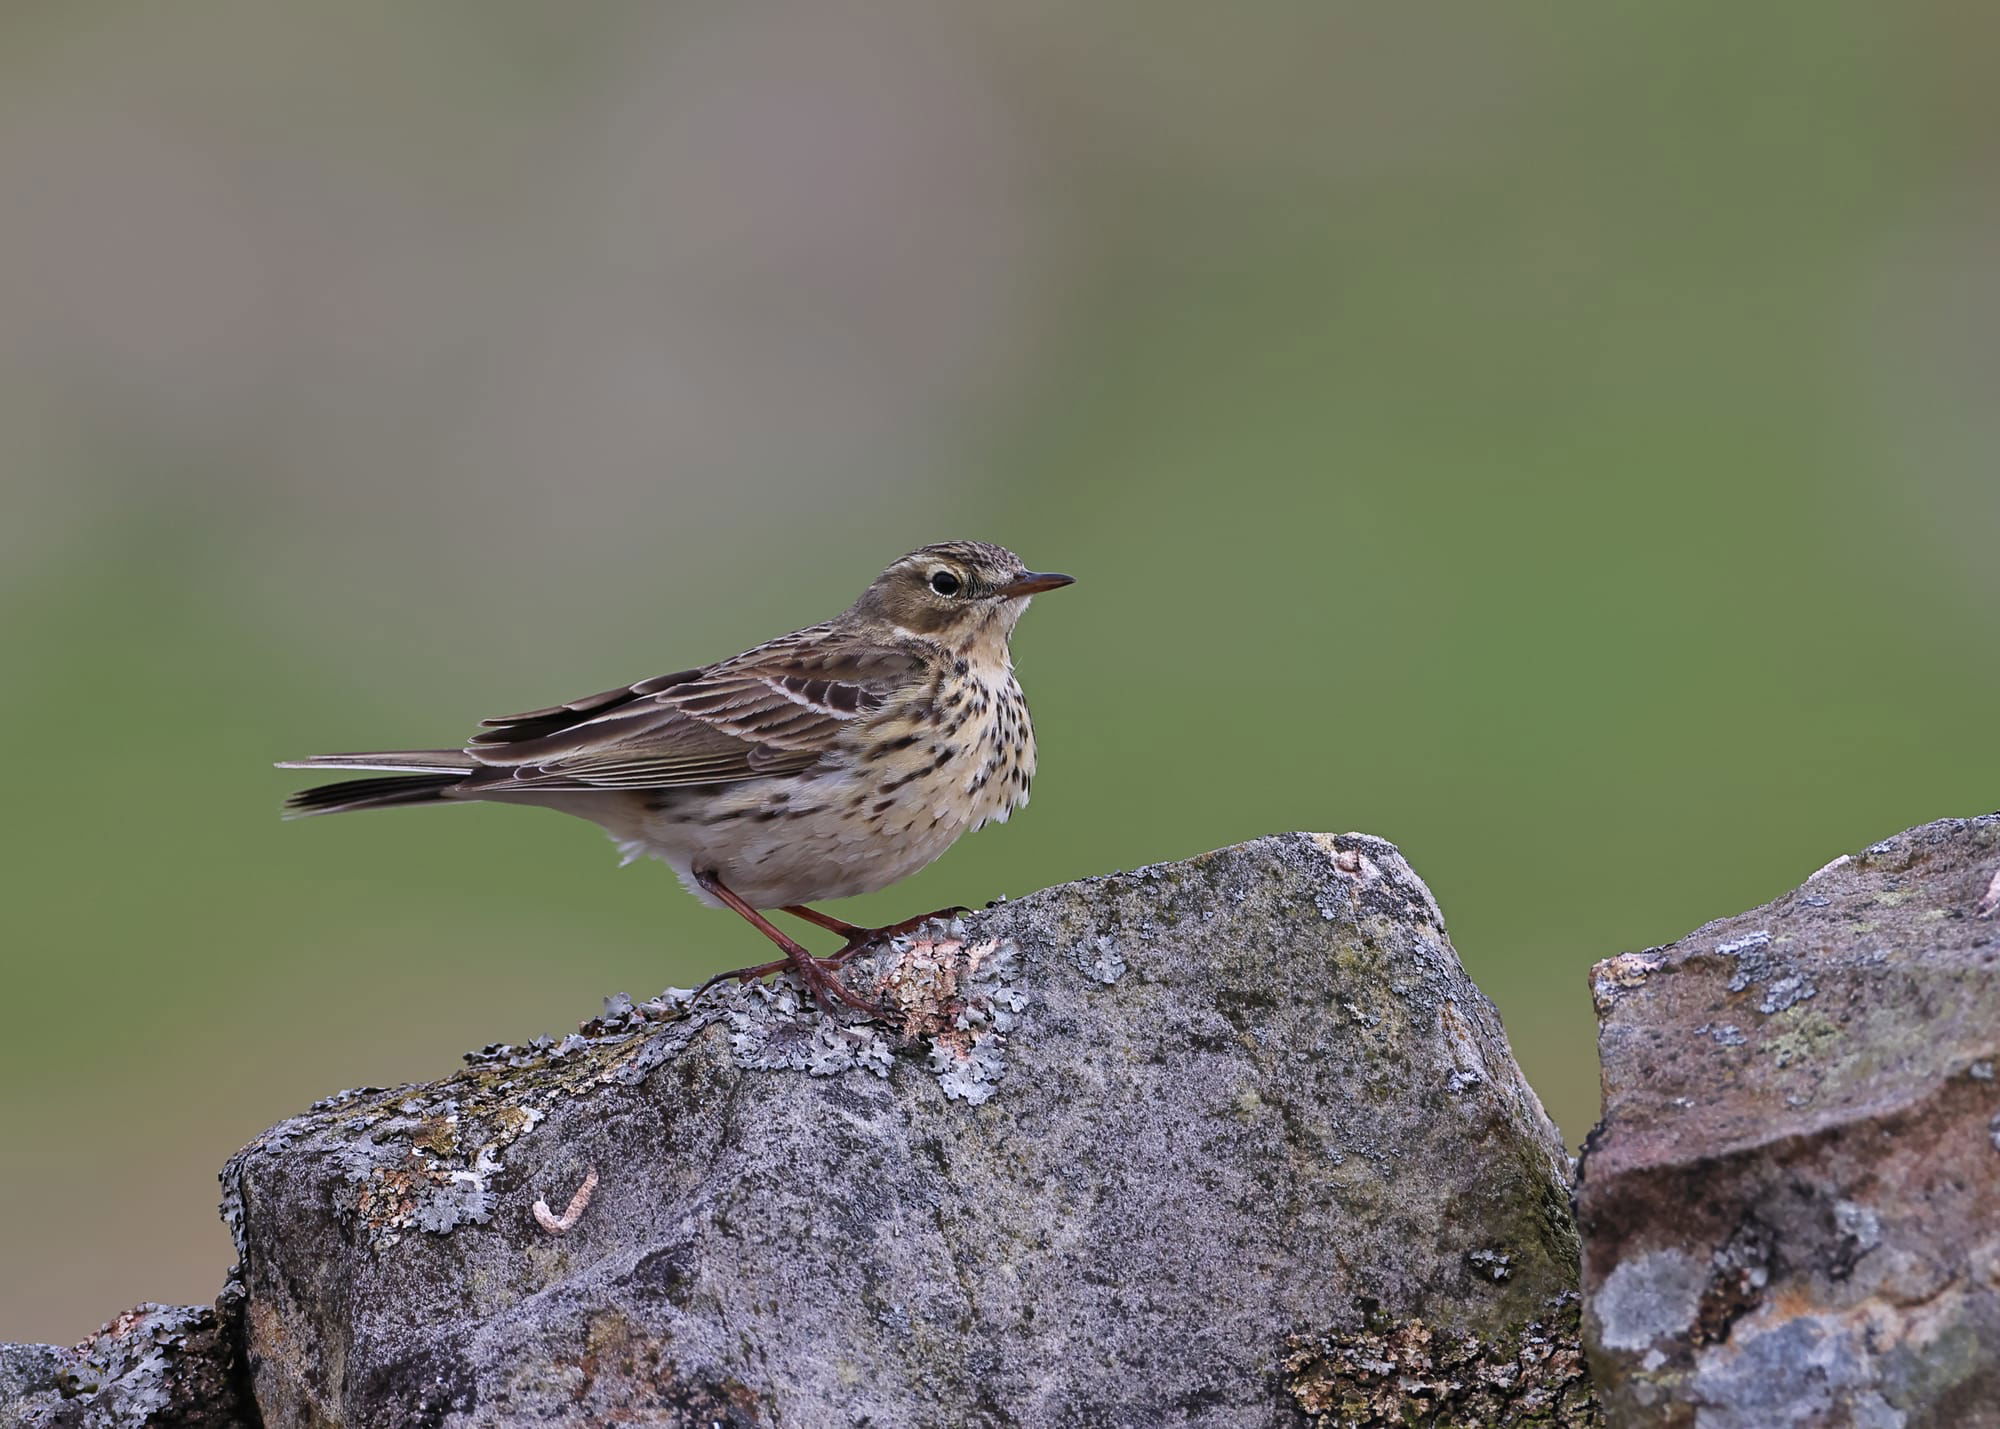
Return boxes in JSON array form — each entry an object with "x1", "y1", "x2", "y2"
[{"x1": 275, "y1": 751, "x2": 477, "y2": 774}]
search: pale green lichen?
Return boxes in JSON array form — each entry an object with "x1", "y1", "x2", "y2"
[{"x1": 1763, "y1": 1008, "x2": 1841, "y2": 1070}]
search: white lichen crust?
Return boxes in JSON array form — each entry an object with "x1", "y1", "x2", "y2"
[{"x1": 722, "y1": 922, "x2": 1026, "y2": 1104}]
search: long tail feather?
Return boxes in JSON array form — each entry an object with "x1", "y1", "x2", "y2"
[
  {"x1": 276, "y1": 749, "x2": 477, "y2": 774},
  {"x1": 284, "y1": 772, "x2": 466, "y2": 818}
]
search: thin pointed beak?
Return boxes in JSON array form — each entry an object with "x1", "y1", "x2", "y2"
[{"x1": 993, "y1": 571, "x2": 1076, "y2": 598}]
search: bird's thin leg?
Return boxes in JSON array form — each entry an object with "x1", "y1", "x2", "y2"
[
  {"x1": 693, "y1": 872, "x2": 880, "y2": 1016},
  {"x1": 778, "y1": 905, "x2": 866, "y2": 939}
]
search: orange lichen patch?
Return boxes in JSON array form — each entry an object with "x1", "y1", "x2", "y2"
[
  {"x1": 863, "y1": 930, "x2": 1024, "y2": 1103},
  {"x1": 876, "y1": 933, "x2": 1005, "y2": 1039},
  {"x1": 410, "y1": 1115, "x2": 459, "y2": 1158},
  {"x1": 1590, "y1": 952, "x2": 1669, "y2": 1015},
  {"x1": 354, "y1": 1151, "x2": 451, "y2": 1236}
]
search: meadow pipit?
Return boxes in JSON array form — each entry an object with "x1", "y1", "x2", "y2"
[{"x1": 280, "y1": 542, "x2": 1073, "y2": 1013}]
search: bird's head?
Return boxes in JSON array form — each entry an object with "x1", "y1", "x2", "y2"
[{"x1": 851, "y1": 541, "x2": 1074, "y2": 652}]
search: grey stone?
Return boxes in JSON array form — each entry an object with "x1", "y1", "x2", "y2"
[
  {"x1": 1593, "y1": 1250, "x2": 1709, "y2": 1353},
  {"x1": 0, "y1": 1299, "x2": 253, "y2": 1428},
  {"x1": 1579, "y1": 812, "x2": 2000, "y2": 1427},
  {"x1": 220, "y1": 832, "x2": 1591, "y2": 1427}
]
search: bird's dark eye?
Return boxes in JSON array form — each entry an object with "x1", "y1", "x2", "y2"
[{"x1": 929, "y1": 570, "x2": 962, "y2": 597}]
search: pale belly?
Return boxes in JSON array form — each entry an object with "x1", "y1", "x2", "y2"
[{"x1": 547, "y1": 677, "x2": 1036, "y2": 909}]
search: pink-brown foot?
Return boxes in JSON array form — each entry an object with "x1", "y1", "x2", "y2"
[
  {"x1": 691, "y1": 954, "x2": 882, "y2": 1016},
  {"x1": 789, "y1": 954, "x2": 883, "y2": 1016},
  {"x1": 692, "y1": 872, "x2": 885, "y2": 1016}
]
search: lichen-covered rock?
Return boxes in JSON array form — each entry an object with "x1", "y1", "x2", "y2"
[
  {"x1": 1578, "y1": 813, "x2": 2000, "y2": 1426},
  {"x1": 224, "y1": 832, "x2": 1586, "y2": 1427},
  {"x1": 1283, "y1": 1294, "x2": 1596, "y2": 1427},
  {"x1": 0, "y1": 1298, "x2": 254, "y2": 1428}
]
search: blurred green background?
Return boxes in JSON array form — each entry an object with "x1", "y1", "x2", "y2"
[{"x1": 4, "y1": 2, "x2": 1998, "y2": 1342}]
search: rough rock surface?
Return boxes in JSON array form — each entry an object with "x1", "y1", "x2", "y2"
[
  {"x1": 1578, "y1": 813, "x2": 2000, "y2": 1426},
  {"x1": 219, "y1": 832, "x2": 1589, "y2": 1428},
  {"x1": 0, "y1": 1298, "x2": 254, "y2": 1428}
]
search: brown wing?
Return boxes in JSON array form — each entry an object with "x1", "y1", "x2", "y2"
[{"x1": 462, "y1": 627, "x2": 928, "y2": 792}]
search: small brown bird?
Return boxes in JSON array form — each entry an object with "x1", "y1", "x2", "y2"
[{"x1": 280, "y1": 542, "x2": 1073, "y2": 1013}]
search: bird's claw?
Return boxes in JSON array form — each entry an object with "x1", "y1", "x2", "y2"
[
  {"x1": 692, "y1": 953, "x2": 882, "y2": 1018},
  {"x1": 691, "y1": 904, "x2": 974, "y2": 1016}
]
